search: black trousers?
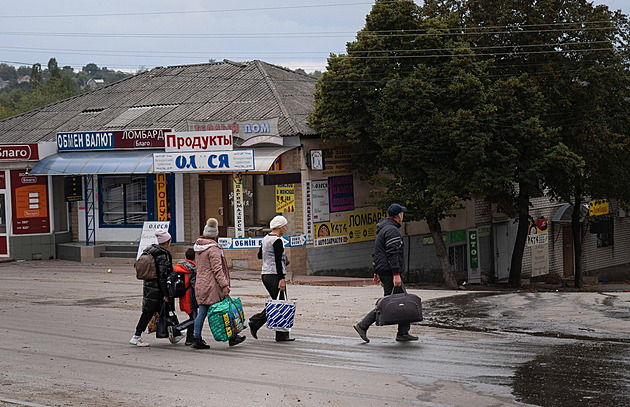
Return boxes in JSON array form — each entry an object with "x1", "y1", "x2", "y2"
[
  {"x1": 134, "y1": 298, "x2": 173, "y2": 337},
  {"x1": 357, "y1": 274, "x2": 410, "y2": 336},
  {"x1": 249, "y1": 274, "x2": 291, "y2": 340}
]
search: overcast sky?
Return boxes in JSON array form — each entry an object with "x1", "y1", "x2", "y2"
[{"x1": 1, "y1": 0, "x2": 628, "y2": 74}]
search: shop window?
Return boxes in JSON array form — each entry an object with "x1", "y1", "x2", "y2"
[
  {"x1": 227, "y1": 175, "x2": 277, "y2": 229},
  {"x1": 590, "y1": 217, "x2": 614, "y2": 248},
  {"x1": 448, "y1": 245, "x2": 467, "y2": 272},
  {"x1": 100, "y1": 176, "x2": 147, "y2": 226}
]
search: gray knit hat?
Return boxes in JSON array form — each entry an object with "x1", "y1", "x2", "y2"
[{"x1": 203, "y1": 218, "x2": 219, "y2": 238}]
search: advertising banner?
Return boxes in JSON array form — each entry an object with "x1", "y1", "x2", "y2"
[
  {"x1": 57, "y1": 129, "x2": 170, "y2": 151},
  {"x1": 11, "y1": 170, "x2": 49, "y2": 235},
  {"x1": 275, "y1": 184, "x2": 295, "y2": 213},
  {"x1": 347, "y1": 209, "x2": 385, "y2": 243},
  {"x1": 303, "y1": 180, "x2": 313, "y2": 243},
  {"x1": 328, "y1": 175, "x2": 354, "y2": 213},
  {"x1": 165, "y1": 130, "x2": 233, "y2": 152},
  {"x1": 233, "y1": 178, "x2": 245, "y2": 238},
  {"x1": 153, "y1": 150, "x2": 255, "y2": 172},
  {"x1": 136, "y1": 221, "x2": 170, "y2": 259},
  {"x1": 312, "y1": 180, "x2": 329, "y2": 222},
  {"x1": 156, "y1": 174, "x2": 168, "y2": 221}
]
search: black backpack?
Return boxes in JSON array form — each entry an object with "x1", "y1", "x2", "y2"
[{"x1": 167, "y1": 271, "x2": 188, "y2": 298}]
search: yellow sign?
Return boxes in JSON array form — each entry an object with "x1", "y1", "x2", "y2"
[
  {"x1": 314, "y1": 221, "x2": 348, "y2": 238},
  {"x1": 588, "y1": 199, "x2": 609, "y2": 216},
  {"x1": 156, "y1": 174, "x2": 168, "y2": 221},
  {"x1": 275, "y1": 184, "x2": 295, "y2": 212},
  {"x1": 347, "y1": 209, "x2": 386, "y2": 243}
]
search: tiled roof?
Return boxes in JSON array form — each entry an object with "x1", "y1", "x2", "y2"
[{"x1": 0, "y1": 60, "x2": 317, "y2": 143}]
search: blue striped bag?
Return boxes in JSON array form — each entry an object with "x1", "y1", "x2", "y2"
[{"x1": 265, "y1": 291, "x2": 296, "y2": 332}]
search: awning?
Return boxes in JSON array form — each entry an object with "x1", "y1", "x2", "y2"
[
  {"x1": 252, "y1": 146, "x2": 297, "y2": 172},
  {"x1": 29, "y1": 146, "x2": 297, "y2": 175},
  {"x1": 552, "y1": 203, "x2": 589, "y2": 223},
  {"x1": 30, "y1": 150, "x2": 156, "y2": 175}
]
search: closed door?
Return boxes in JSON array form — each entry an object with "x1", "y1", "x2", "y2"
[
  {"x1": 562, "y1": 226, "x2": 574, "y2": 277},
  {"x1": 200, "y1": 176, "x2": 228, "y2": 237},
  {"x1": 494, "y1": 223, "x2": 511, "y2": 281}
]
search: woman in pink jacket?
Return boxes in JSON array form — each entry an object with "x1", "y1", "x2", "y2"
[{"x1": 190, "y1": 218, "x2": 246, "y2": 349}]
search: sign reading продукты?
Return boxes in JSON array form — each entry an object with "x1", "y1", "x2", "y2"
[{"x1": 153, "y1": 150, "x2": 255, "y2": 172}]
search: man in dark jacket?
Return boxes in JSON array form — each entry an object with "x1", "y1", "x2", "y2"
[
  {"x1": 353, "y1": 204, "x2": 418, "y2": 343},
  {"x1": 129, "y1": 229, "x2": 174, "y2": 347}
]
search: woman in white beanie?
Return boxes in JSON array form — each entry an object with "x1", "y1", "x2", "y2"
[
  {"x1": 129, "y1": 229, "x2": 173, "y2": 347},
  {"x1": 248, "y1": 215, "x2": 294, "y2": 342},
  {"x1": 191, "y1": 218, "x2": 246, "y2": 349}
]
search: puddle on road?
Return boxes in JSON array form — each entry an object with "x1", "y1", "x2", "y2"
[{"x1": 512, "y1": 342, "x2": 630, "y2": 406}]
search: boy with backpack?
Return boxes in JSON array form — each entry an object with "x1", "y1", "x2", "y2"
[{"x1": 168, "y1": 248, "x2": 198, "y2": 345}]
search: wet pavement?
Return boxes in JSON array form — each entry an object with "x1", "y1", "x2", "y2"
[{"x1": 0, "y1": 260, "x2": 629, "y2": 406}]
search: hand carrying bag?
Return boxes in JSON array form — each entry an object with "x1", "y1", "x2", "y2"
[
  {"x1": 375, "y1": 286, "x2": 423, "y2": 326},
  {"x1": 156, "y1": 302, "x2": 179, "y2": 338},
  {"x1": 265, "y1": 290, "x2": 296, "y2": 332},
  {"x1": 207, "y1": 296, "x2": 246, "y2": 342}
]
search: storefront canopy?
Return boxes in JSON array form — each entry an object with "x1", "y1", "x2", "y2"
[
  {"x1": 30, "y1": 146, "x2": 296, "y2": 175},
  {"x1": 30, "y1": 150, "x2": 156, "y2": 175}
]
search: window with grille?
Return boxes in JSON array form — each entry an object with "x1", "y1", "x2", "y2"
[
  {"x1": 448, "y1": 244, "x2": 467, "y2": 272},
  {"x1": 100, "y1": 176, "x2": 147, "y2": 226}
]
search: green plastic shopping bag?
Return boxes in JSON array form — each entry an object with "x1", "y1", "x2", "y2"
[{"x1": 207, "y1": 296, "x2": 246, "y2": 342}]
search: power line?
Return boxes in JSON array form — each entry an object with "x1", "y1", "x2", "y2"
[{"x1": 0, "y1": 2, "x2": 389, "y2": 19}]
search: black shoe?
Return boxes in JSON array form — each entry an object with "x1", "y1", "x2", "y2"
[
  {"x1": 395, "y1": 333, "x2": 419, "y2": 342},
  {"x1": 249, "y1": 323, "x2": 259, "y2": 339},
  {"x1": 229, "y1": 335, "x2": 246, "y2": 347},
  {"x1": 191, "y1": 337, "x2": 210, "y2": 349},
  {"x1": 275, "y1": 337, "x2": 295, "y2": 342},
  {"x1": 353, "y1": 324, "x2": 369, "y2": 343}
]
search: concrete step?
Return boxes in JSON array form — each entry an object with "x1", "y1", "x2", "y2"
[
  {"x1": 100, "y1": 251, "x2": 137, "y2": 258},
  {"x1": 103, "y1": 245, "x2": 137, "y2": 253}
]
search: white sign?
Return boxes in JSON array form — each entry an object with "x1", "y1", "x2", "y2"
[
  {"x1": 233, "y1": 178, "x2": 245, "y2": 238},
  {"x1": 136, "y1": 221, "x2": 170, "y2": 260},
  {"x1": 165, "y1": 130, "x2": 233, "y2": 152},
  {"x1": 303, "y1": 180, "x2": 313, "y2": 244},
  {"x1": 153, "y1": 150, "x2": 255, "y2": 172},
  {"x1": 531, "y1": 244, "x2": 550, "y2": 277},
  {"x1": 314, "y1": 235, "x2": 348, "y2": 247},
  {"x1": 312, "y1": 180, "x2": 330, "y2": 222},
  {"x1": 290, "y1": 235, "x2": 307, "y2": 247},
  {"x1": 310, "y1": 149, "x2": 323, "y2": 170},
  {"x1": 219, "y1": 235, "x2": 304, "y2": 249}
]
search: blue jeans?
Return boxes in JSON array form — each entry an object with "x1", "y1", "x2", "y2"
[{"x1": 193, "y1": 304, "x2": 210, "y2": 340}]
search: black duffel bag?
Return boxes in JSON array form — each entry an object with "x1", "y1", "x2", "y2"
[
  {"x1": 156, "y1": 301, "x2": 179, "y2": 338},
  {"x1": 375, "y1": 286, "x2": 423, "y2": 326}
]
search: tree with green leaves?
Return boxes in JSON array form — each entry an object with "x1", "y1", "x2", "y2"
[
  {"x1": 466, "y1": 0, "x2": 630, "y2": 288},
  {"x1": 310, "y1": 0, "x2": 516, "y2": 288}
]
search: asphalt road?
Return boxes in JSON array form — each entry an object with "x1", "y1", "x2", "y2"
[{"x1": 0, "y1": 260, "x2": 629, "y2": 407}]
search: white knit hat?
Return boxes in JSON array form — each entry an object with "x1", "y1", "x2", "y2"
[
  {"x1": 203, "y1": 218, "x2": 219, "y2": 238},
  {"x1": 269, "y1": 215, "x2": 288, "y2": 229},
  {"x1": 155, "y1": 229, "x2": 171, "y2": 244}
]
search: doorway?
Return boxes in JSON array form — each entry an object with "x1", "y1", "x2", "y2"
[
  {"x1": 562, "y1": 226, "x2": 574, "y2": 277},
  {"x1": 494, "y1": 221, "x2": 518, "y2": 281},
  {"x1": 199, "y1": 176, "x2": 229, "y2": 237}
]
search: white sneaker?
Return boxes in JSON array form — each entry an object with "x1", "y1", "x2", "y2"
[
  {"x1": 167, "y1": 326, "x2": 184, "y2": 344},
  {"x1": 129, "y1": 336, "x2": 149, "y2": 347}
]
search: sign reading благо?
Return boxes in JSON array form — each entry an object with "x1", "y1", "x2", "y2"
[
  {"x1": 56, "y1": 129, "x2": 170, "y2": 151},
  {"x1": 0, "y1": 144, "x2": 40, "y2": 161}
]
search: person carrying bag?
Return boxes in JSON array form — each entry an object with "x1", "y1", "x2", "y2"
[{"x1": 249, "y1": 215, "x2": 296, "y2": 342}]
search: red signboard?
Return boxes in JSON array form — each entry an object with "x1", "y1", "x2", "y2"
[
  {"x1": 11, "y1": 170, "x2": 50, "y2": 234},
  {"x1": 113, "y1": 129, "x2": 170, "y2": 149},
  {"x1": 0, "y1": 144, "x2": 39, "y2": 161}
]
